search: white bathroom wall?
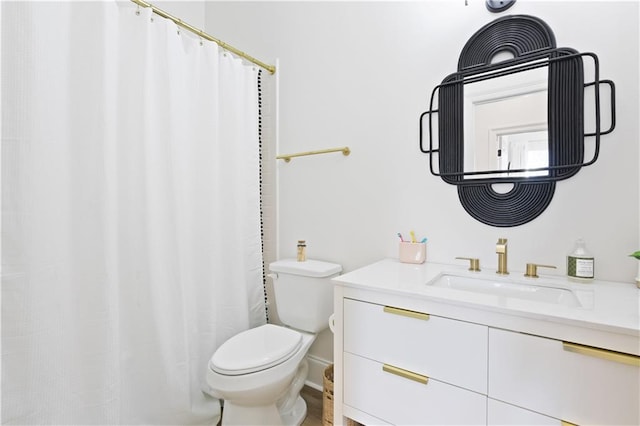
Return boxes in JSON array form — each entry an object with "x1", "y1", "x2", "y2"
[
  {"x1": 204, "y1": 0, "x2": 639, "y2": 386},
  {"x1": 153, "y1": 1, "x2": 205, "y2": 28}
]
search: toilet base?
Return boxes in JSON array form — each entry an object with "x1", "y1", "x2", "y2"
[
  {"x1": 221, "y1": 400, "x2": 281, "y2": 426},
  {"x1": 280, "y1": 396, "x2": 307, "y2": 426},
  {"x1": 220, "y1": 396, "x2": 307, "y2": 426}
]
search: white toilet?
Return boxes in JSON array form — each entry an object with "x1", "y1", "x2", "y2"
[{"x1": 206, "y1": 259, "x2": 342, "y2": 426}]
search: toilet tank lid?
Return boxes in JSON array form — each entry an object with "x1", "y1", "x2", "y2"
[{"x1": 269, "y1": 259, "x2": 342, "y2": 277}]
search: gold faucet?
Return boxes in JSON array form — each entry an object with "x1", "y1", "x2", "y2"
[{"x1": 496, "y1": 238, "x2": 509, "y2": 275}]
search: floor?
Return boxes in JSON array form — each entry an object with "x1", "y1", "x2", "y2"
[
  {"x1": 300, "y1": 385, "x2": 324, "y2": 426},
  {"x1": 301, "y1": 386, "x2": 360, "y2": 426}
]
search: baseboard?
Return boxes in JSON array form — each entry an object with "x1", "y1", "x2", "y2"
[{"x1": 305, "y1": 354, "x2": 331, "y2": 392}]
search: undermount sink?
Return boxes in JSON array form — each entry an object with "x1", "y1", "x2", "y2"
[{"x1": 429, "y1": 273, "x2": 581, "y2": 307}]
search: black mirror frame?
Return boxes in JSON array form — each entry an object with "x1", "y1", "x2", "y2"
[{"x1": 420, "y1": 15, "x2": 616, "y2": 227}]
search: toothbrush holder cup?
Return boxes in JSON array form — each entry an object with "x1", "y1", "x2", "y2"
[{"x1": 399, "y1": 242, "x2": 427, "y2": 264}]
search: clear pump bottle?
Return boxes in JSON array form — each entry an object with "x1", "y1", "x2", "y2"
[{"x1": 567, "y1": 238, "x2": 594, "y2": 281}]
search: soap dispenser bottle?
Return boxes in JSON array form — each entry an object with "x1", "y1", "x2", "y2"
[
  {"x1": 297, "y1": 240, "x2": 306, "y2": 262},
  {"x1": 567, "y1": 238, "x2": 594, "y2": 281}
]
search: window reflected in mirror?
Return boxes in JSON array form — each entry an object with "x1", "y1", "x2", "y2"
[{"x1": 496, "y1": 129, "x2": 548, "y2": 177}]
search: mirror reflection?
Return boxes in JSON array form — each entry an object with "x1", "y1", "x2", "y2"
[{"x1": 463, "y1": 66, "x2": 549, "y2": 179}]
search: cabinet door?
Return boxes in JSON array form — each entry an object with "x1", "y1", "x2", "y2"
[
  {"x1": 344, "y1": 352, "x2": 486, "y2": 426},
  {"x1": 488, "y1": 398, "x2": 560, "y2": 425},
  {"x1": 343, "y1": 298, "x2": 488, "y2": 393},
  {"x1": 489, "y1": 328, "x2": 640, "y2": 425}
]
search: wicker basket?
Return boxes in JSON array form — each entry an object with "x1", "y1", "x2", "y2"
[{"x1": 323, "y1": 364, "x2": 359, "y2": 426}]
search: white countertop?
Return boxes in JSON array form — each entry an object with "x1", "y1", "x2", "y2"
[{"x1": 333, "y1": 259, "x2": 640, "y2": 355}]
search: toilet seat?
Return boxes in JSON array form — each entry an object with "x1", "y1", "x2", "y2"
[{"x1": 210, "y1": 324, "x2": 302, "y2": 376}]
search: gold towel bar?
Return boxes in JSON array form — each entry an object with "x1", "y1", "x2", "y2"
[{"x1": 276, "y1": 147, "x2": 350, "y2": 162}]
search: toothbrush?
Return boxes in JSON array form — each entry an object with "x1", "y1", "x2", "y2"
[
  {"x1": 410, "y1": 231, "x2": 417, "y2": 243},
  {"x1": 397, "y1": 232, "x2": 405, "y2": 242}
]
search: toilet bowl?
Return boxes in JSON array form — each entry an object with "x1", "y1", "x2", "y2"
[
  {"x1": 206, "y1": 259, "x2": 342, "y2": 426},
  {"x1": 206, "y1": 324, "x2": 315, "y2": 425}
]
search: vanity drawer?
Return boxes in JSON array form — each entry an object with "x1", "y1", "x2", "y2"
[
  {"x1": 343, "y1": 298, "x2": 488, "y2": 393},
  {"x1": 488, "y1": 328, "x2": 640, "y2": 425},
  {"x1": 344, "y1": 352, "x2": 486, "y2": 426},
  {"x1": 488, "y1": 398, "x2": 560, "y2": 425}
]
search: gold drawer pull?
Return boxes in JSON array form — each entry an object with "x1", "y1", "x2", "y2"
[
  {"x1": 563, "y1": 342, "x2": 640, "y2": 367},
  {"x1": 561, "y1": 421, "x2": 578, "y2": 426},
  {"x1": 382, "y1": 364, "x2": 429, "y2": 385},
  {"x1": 383, "y1": 306, "x2": 430, "y2": 321}
]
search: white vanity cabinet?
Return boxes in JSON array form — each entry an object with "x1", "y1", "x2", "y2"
[
  {"x1": 342, "y1": 298, "x2": 488, "y2": 425},
  {"x1": 333, "y1": 260, "x2": 640, "y2": 426},
  {"x1": 339, "y1": 295, "x2": 640, "y2": 426},
  {"x1": 488, "y1": 328, "x2": 640, "y2": 426}
]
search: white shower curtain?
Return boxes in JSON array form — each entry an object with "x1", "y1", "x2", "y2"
[{"x1": 1, "y1": 2, "x2": 266, "y2": 424}]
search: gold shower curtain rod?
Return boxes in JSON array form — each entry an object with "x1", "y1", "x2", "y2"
[{"x1": 129, "y1": 0, "x2": 276, "y2": 74}]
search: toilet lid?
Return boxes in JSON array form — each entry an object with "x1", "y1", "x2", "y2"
[{"x1": 210, "y1": 324, "x2": 303, "y2": 376}]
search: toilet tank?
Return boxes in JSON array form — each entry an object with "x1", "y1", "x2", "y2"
[{"x1": 269, "y1": 259, "x2": 342, "y2": 333}]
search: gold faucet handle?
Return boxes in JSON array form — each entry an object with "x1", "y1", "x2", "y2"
[
  {"x1": 456, "y1": 257, "x2": 481, "y2": 272},
  {"x1": 525, "y1": 263, "x2": 557, "y2": 278}
]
